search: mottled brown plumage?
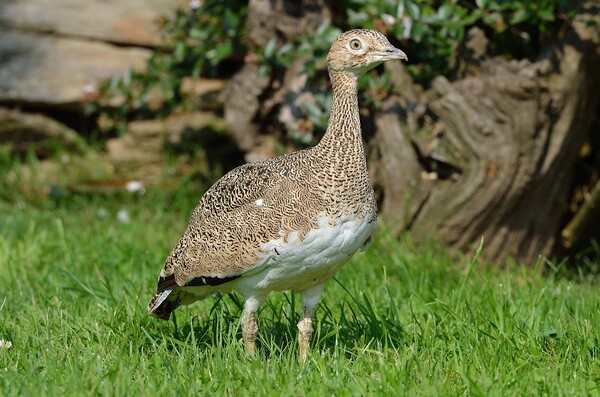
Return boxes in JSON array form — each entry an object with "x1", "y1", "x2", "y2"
[{"x1": 148, "y1": 29, "x2": 407, "y2": 360}]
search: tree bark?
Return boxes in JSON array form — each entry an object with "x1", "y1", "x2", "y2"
[{"x1": 373, "y1": 0, "x2": 600, "y2": 264}]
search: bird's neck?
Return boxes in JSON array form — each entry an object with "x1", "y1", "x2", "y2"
[
  {"x1": 316, "y1": 69, "x2": 363, "y2": 159},
  {"x1": 313, "y1": 68, "x2": 375, "y2": 218}
]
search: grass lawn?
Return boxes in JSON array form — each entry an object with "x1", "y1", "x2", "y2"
[{"x1": 0, "y1": 189, "x2": 599, "y2": 396}]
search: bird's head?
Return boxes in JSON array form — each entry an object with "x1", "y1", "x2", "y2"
[{"x1": 326, "y1": 29, "x2": 407, "y2": 76}]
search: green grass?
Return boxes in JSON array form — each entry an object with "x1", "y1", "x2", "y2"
[{"x1": 0, "y1": 190, "x2": 599, "y2": 396}]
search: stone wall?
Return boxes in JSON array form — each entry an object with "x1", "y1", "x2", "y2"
[
  {"x1": 0, "y1": 1, "x2": 238, "y2": 192},
  {"x1": 0, "y1": 0, "x2": 187, "y2": 107}
]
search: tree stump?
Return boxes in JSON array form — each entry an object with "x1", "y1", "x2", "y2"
[{"x1": 373, "y1": 0, "x2": 600, "y2": 264}]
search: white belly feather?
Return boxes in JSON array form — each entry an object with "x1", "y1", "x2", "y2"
[{"x1": 237, "y1": 212, "x2": 376, "y2": 294}]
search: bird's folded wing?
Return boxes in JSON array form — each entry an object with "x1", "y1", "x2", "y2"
[{"x1": 157, "y1": 162, "x2": 303, "y2": 288}]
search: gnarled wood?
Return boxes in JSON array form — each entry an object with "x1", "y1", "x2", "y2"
[{"x1": 374, "y1": 0, "x2": 600, "y2": 264}]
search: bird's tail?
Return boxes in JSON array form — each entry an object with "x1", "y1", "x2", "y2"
[{"x1": 147, "y1": 290, "x2": 181, "y2": 320}]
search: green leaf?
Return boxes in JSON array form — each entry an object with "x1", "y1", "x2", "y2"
[
  {"x1": 160, "y1": 77, "x2": 175, "y2": 102},
  {"x1": 191, "y1": 61, "x2": 203, "y2": 78},
  {"x1": 437, "y1": 4, "x2": 454, "y2": 20},
  {"x1": 109, "y1": 74, "x2": 121, "y2": 91},
  {"x1": 406, "y1": 1, "x2": 421, "y2": 19},
  {"x1": 537, "y1": 8, "x2": 555, "y2": 22},
  {"x1": 174, "y1": 41, "x2": 187, "y2": 63},
  {"x1": 348, "y1": 10, "x2": 368, "y2": 25},
  {"x1": 223, "y1": 8, "x2": 240, "y2": 35},
  {"x1": 411, "y1": 22, "x2": 426, "y2": 42},
  {"x1": 483, "y1": 11, "x2": 501, "y2": 27},
  {"x1": 210, "y1": 41, "x2": 233, "y2": 64},
  {"x1": 303, "y1": 101, "x2": 324, "y2": 119},
  {"x1": 447, "y1": 22, "x2": 464, "y2": 40},
  {"x1": 257, "y1": 64, "x2": 271, "y2": 78},
  {"x1": 462, "y1": 9, "x2": 483, "y2": 25},
  {"x1": 189, "y1": 27, "x2": 206, "y2": 40},
  {"x1": 275, "y1": 43, "x2": 296, "y2": 67},
  {"x1": 277, "y1": 43, "x2": 294, "y2": 56},
  {"x1": 264, "y1": 38, "x2": 277, "y2": 58},
  {"x1": 510, "y1": 9, "x2": 529, "y2": 25}
]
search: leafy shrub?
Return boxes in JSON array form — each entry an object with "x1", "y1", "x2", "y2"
[
  {"x1": 343, "y1": 0, "x2": 576, "y2": 85},
  {"x1": 86, "y1": 0, "x2": 247, "y2": 135},
  {"x1": 89, "y1": 0, "x2": 577, "y2": 139},
  {"x1": 260, "y1": 0, "x2": 576, "y2": 142}
]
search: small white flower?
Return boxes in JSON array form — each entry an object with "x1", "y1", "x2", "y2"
[
  {"x1": 117, "y1": 209, "x2": 130, "y2": 224},
  {"x1": 125, "y1": 180, "x2": 145, "y2": 194},
  {"x1": 381, "y1": 13, "x2": 396, "y2": 25},
  {"x1": 0, "y1": 340, "x2": 12, "y2": 349},
  {"x1": 83, "y1": 83, "x2": 97, "y2": 94},
  {"x1": 189, "y1": 0, "x2": 202, "y2": 10}
]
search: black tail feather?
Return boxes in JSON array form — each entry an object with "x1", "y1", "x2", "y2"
[
  {"x1": 157, "y1": 273, "x2": 240, "y2": 292},
  {"x1": 148, "y1": 290, "x2": 181, "y2": 320}
]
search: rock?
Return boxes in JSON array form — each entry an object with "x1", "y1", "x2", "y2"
[
  {"x1": 0, "y1": 30, "x2": 150, "y2": 107},
  {"x1": 0, "y1": 0, "x2": 187, "y2": 47},
  {"x1": 0, "y1": 107, "x2": 116, "y2": 199},
  {"x1": 106, "y1": 119, "x2": 165, "y2": 170},
  {"x1": 4, "y1": 151, "x2": 115, "y2": 199},
  {"x1": 106, "y1": 112, "x2": 230, "y2": 177},
  {"x1": 0, "y1": 0, "x2": 189, "y2": 107},
  {"x1": 0, "y1": 109, "x2": 114, "y2": 199},
  {"x1": 180, "y1": 77, "x2": 227, "y2": 111},
  {"x1": 0, "y1": 107, "x2": 89, "y2": 157}
]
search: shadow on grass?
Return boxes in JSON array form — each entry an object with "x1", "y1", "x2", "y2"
[{"x1": 152, "y1": 280, "x2": 406, "y2": 358}]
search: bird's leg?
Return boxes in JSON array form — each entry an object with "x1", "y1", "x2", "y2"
[
  {"x1": 242, "y1": 296, "x2": 262, "y2": 355},
  {"x1": 297, "y1": 306, "x2": 314, "y2": 361},
  {"x1": 242, "y1": 310, "x2": 258, "y2": 354},
  {"x1": 298, "y1": 284, "x2": 325, "y2": 361}
]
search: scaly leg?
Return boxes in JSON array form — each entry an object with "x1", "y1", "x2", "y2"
[
  {"x1": 242, "y1": 296, "x2": 263, "y2": 354},
  {"x1": 298, "y1": 284, "x2": 325, "y2": 361}
]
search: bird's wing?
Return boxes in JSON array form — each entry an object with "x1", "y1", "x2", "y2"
[
  {"x1": 193, "y1": 160, "x2": 286, "y2": 220},
  {"x1": 157, "y1": 151, "x2": 321, "y2": 289}
]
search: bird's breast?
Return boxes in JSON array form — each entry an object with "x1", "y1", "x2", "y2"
[{"x1": 237, "y1": 210, "x2": 376, "y2": 294}]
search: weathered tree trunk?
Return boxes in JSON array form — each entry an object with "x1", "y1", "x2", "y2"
[{"x1": 373, "y1": 0, "x2": 600, "y2": 264}]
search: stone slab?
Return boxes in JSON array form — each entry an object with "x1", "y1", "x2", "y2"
[
  {"x1": 0, "y1": 30, "x2": 150, "y2": 106},
  {"x1": 0, "y1": 0, "x2": 187, "y2": 47}
]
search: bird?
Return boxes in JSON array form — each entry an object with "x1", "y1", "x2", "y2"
[{"x1": 148, "y1": 29, "x2": 407, "y2": 360}]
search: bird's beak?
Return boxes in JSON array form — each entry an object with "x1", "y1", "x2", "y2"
[{"x1": 384, "y1": 47, "x2": 408, "y2": 61}]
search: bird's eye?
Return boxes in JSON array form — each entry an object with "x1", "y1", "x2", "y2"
[{"x1": 349, "y1": 39, "x2": 362, "y2": 50}]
